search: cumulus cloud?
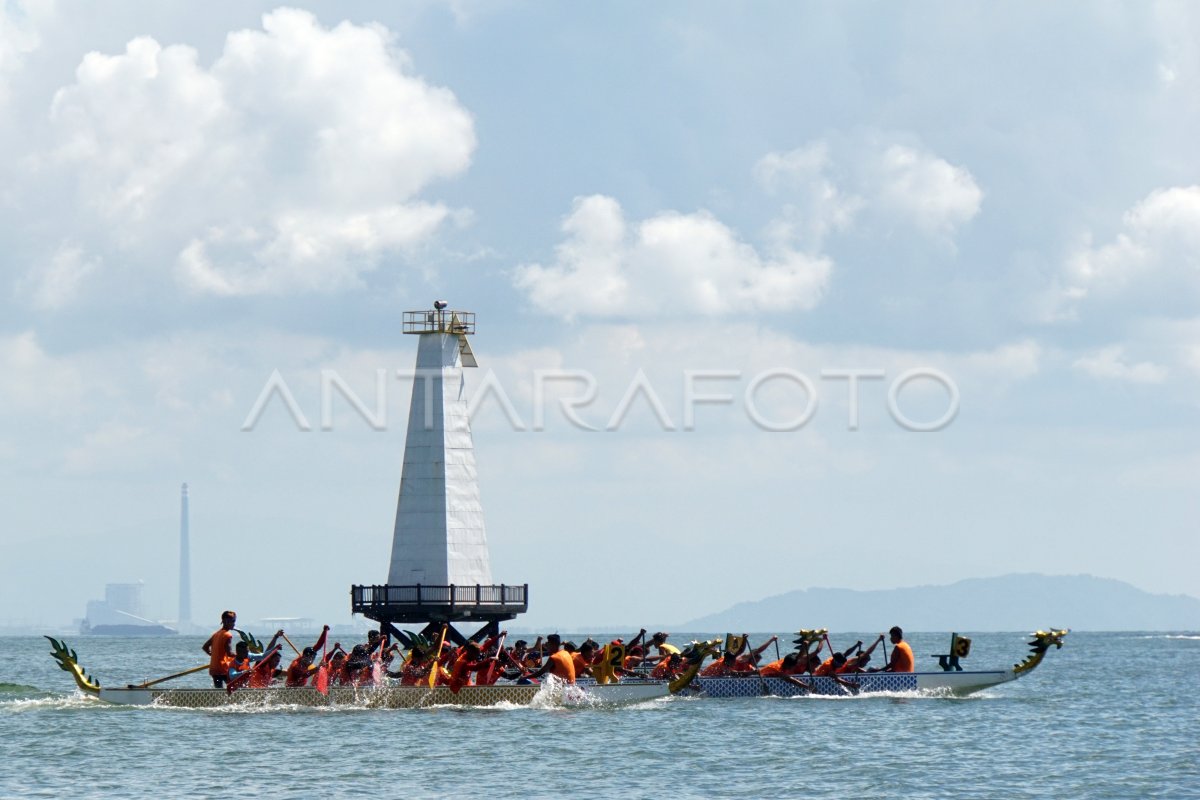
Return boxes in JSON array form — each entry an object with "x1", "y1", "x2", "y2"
[
  {"x1": 1052, "y1": 185, "x2": 1200, "y2": 320},
  {"x1": 757, "y1": 139, "x2": 982, "y2": 243},
  {"x1": 1073, "y1": 346, "x2": 1167, "y2": 384},
  {"x1": 513, "y1": 195, "x2": 831, "y2": 319},
  {"x1": 869, "y1": 144, "x2": 983, "y2": 236},
  {"x1": 46, "y1": 8, "x2": 475, "y2": 296}
]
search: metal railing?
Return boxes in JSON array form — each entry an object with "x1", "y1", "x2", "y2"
[
  {"x1": 351, "y1": 583, "x2": 527, "y2": 615},
  {"x1": 402, "y1": 310, "x2": 476, "y2": 335}
]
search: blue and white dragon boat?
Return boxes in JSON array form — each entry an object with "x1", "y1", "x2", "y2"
[{"x1": 680, "y1": 629, "x2": 1068, "y2": 699}]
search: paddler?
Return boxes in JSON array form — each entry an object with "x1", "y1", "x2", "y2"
[
  {"x1": 812, "y1": 648, "x2": 862, "y2": 691},
  {"x1": 572, "y1": 642, "x2": 597, "y2": 679},
  {"x1": 735, "y1": 636, "x2": 779, "y2": 671},
  {"x1": 650, "y1": 652, "x2": 685, "y2": 680},
  {"x1": 201, "y1": 610, "x2": 238, "y2": 688},
  {"x1": 285, "y1": 625, "x2": 330, "y2": 687},
  {"x1": 529, "y1": 633, "x2": 575, "y2": 684},
  {"x1": 700, "y1": 652, "x2": 738, "y2": 677},
  {"x1": 226, "y1": 629, "x2": 286, "y2": 688},
  {"x1": 759, "y1": 652, "x2": 813, "y2": 691},
  {"x1": 649, "y1": 632, "x2": 680, "y2": 656},
  {"x1": 873, "y1": 626, "x2": 915, "y2": 673},
  {"x1": 448, "y1": 641, "x2": 486, "y2": 693}
]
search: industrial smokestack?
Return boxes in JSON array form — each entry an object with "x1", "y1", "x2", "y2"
[{"x1": 179, "y1": 483, "x2": 191, "y2": 629}]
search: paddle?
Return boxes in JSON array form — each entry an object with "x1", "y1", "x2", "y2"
[
  {"x1": 428, "y1": 624, "x2": 448, "y2": 689},
  {"x1": 132, "y1": 663, "x2": 208, "y2": 688},
  {"x1": 483, "y1": 631, "x2": 508, "y2": 685},
  {"x1": 281, "y1": 633, "x2": 301, "y2": 656},
  {"x1": 314, "y1": 637, "x2": 330, "y2": 696},
  {"x1": 743, "y1": 636, "x2": 771, "y2": 696}
]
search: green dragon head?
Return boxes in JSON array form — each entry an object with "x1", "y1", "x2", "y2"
[{"x1": 45, "y1": 636, "x2": 100, "y2": 695}]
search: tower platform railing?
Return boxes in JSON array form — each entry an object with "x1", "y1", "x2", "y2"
[
  {"x1": 402, "y1": 310, "x2": 475, "y2": 335},
  {"x1": 350, "y1": 583, "x2": 527, "y2": 624}
]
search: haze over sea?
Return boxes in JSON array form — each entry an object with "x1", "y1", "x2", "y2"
[{"x1": 2, "y1": 632, "x2": 1197, "y2": 799}]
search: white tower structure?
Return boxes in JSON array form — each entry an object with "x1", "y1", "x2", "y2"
[
  {"x1": 354, "y1": 303, "x2": 526, "y2": 640},
  {"x1": 387, "y1": 304, "x2": 490, "y2": 586}
]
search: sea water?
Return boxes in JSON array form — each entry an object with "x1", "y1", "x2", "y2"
[{"x1": 2, "y1": 631, "x2": 1197, "y2": 798}]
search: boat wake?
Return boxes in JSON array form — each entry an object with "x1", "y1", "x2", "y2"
[
  {"x1": 780, "y1": 687, "x2": 998, "y2": 702},
  {"x1": 0, "y1": 689, "x2": 102, "y2": 713}
]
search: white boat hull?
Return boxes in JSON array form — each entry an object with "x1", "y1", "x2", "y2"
[{"x1": 94, "y1": 680, "x2": 667, "y2": 708}]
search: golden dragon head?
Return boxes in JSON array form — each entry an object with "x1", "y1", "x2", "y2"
[
  {"x1": 45, "y1": 636, "x2": 101, "y2": 695},
  {"x1": 1012, "y1": 628, "x2": 1069, "y2": 675}
]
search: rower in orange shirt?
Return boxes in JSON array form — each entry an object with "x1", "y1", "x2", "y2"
[
  {"x1": 759, "y1": 652, "x2": 813, "y2": 691},
  {"x1": 732, "y1": 636, "x2": 777, "y2": 672},
  {"x1": 650, "y1": 652, "x2": 685, "y2": 680},
  {"x1": 571, "y1": 642, "x2": 597, "y2": 679},
  {"x1": 879, "y1": 626, "x2": 914, "y2": 672},
  {"x1": 201, "y1": 610, "x2": 238, "y2": 688},
  {"x1": 529, "y1": 634, "x2": 575, "y2": 684},
  {"x1": 700, "y1": 652, "x2": 738, "y2": 677}
]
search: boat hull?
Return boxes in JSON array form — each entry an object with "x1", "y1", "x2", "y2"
[
  {"x1": 691, "y1": 669, "x2": 1017, "y2": 698},
  {"x1": 94, "y1": 681, "x2": 668, "y2": 708}
]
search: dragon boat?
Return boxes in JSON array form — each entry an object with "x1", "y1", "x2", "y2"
[
  {"x1": 683, "y1": 629, "x2": 1069, "y2": 699},
  {"x1": 44, "y1": 637, "x2": 669, "y2": 709}
]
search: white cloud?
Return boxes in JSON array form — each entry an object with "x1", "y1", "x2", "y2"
[
  {"x1": 870, "y1": 144, "x2": 983, "y2": 235},
  {"x1": 754, "y1": 141, "x2": 862, "y2": 249},
  {"x1": 755, "y1": 138, "x2": 982, "y2": 250},
  {"x1": 45, "y1": 8, "x2": 475, "y2": 296},
  {"x1": 1053, "y1": 185, "x2": 1200, "y2": 319},
  {"x1": 17, "y1": 243, "x2": 99, "y2": 309},
  {"x1": 513, "y1": 194, "x2": 831, "y2": 319},
  {"x1": 1073, "y1": 346, "x2": 1168, "y2": 384}
]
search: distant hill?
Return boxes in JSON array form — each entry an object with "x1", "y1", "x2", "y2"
[{"x1": 680, "y1": 574, "x2": 1200, "y2": 632}]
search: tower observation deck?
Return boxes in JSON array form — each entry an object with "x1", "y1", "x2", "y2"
[{"x1": 351, "y1": 302, "x2": 527, "y2": 643}]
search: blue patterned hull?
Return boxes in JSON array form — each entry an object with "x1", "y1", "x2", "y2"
[{"x1": 690, "y1": 669, "x2": 1017, "y2": 698}]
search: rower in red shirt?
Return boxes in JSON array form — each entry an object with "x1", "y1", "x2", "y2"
[
  {"x1": 285, "y1": 626, "x2": 330, "y2": 688},
  {"x1": 448, "y1": 642, "x2": 486, "y2": 693}
]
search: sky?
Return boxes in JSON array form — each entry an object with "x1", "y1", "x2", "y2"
[{"x1": 1, "y1": 1, "x2": 1197, "y2": 632}]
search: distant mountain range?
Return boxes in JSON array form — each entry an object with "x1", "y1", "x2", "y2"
[{"x1": 680, "y1": 574, "x2": 1200, "y2": 632}]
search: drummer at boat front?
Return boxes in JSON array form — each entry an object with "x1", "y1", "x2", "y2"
[{"x1": 201, "y1": 610, "x2": 238, "y2": 688}]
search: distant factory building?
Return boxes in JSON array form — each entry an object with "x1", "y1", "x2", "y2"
[{"x1": 82, "y1": 581, "x2": 176, "y2": 636}]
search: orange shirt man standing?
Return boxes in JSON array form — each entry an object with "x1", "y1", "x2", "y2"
[{"x1": 201, "y1": 610, "x2": 238, "y2": 688}]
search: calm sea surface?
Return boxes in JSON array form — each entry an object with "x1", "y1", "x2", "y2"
[{"x1": 2, "y1": 631, "x2": 1197, "y2": 798}]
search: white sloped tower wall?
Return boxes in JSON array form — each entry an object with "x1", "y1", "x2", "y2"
[{"x1": 386, "y1": 331, "x2": 492, "y2": 586}]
